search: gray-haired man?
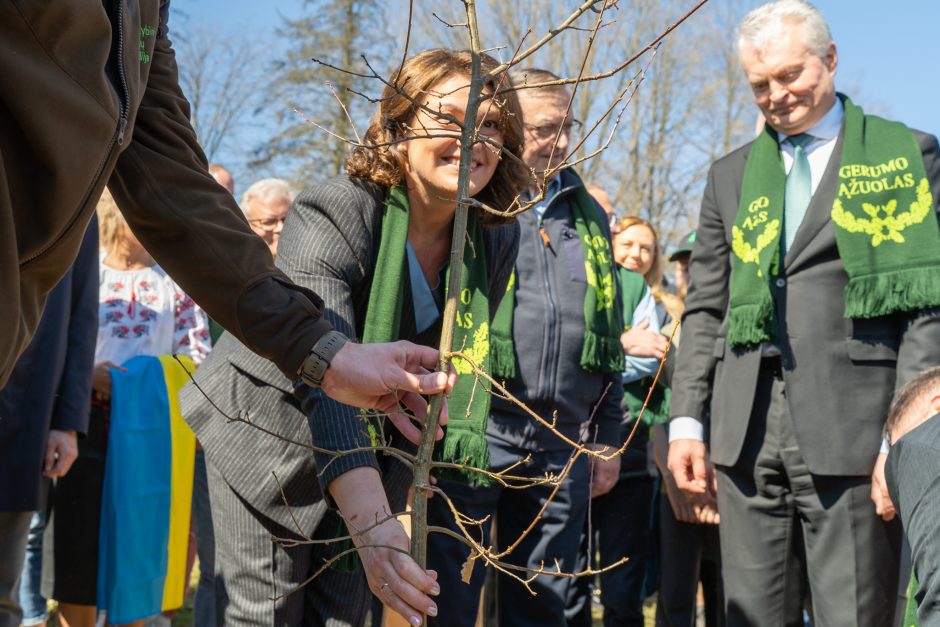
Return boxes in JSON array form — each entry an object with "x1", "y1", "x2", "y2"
[{"x1": 668, "y1": 1, "x2": 940, "y2": 624}]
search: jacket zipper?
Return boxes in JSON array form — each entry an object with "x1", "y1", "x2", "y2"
[
  {"x1": 21, "y1": 1, "x2": 130, "y2": 267},
  {"x1": 114, "y1": 0, "x2": 130, "y2": 145},
  {"x1": 536, "y1": 210, "x2": 559, "y2": 405}
]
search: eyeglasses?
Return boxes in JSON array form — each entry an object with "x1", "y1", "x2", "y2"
[
  {"x1": 524, "y1": 119, "x2": 583, "y2": 140},
  {"x1": 248, "y1": 217, "x2": 286, "y2": 231}
]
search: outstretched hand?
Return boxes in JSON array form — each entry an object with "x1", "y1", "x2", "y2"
[{"x1": 321, "y1": 340, "x2": 457, "y2": 445}]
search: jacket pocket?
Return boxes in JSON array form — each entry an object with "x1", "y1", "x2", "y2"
[
  {"x1": 844, "y1": 336, "x2": 899, "y2": 362},
  {"x1": 561, "y1": 227, "x2": 587, "y2": 283}
]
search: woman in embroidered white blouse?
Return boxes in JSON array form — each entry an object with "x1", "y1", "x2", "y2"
[
  {"x1": 50, "y1": 188, "x2": 210, "y2": 627},
  {"x1": 91, "y1": 189, "x2": 211, "y2": 400}
]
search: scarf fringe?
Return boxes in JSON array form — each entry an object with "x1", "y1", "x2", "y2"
[
  {"x1": 580, "y1": 331, "x2": 625, "y2": 373},
  {"x1": 436, "y1": 428, "x2": 492, "y2": 487},
  {"x1": 844, "y1": 266, "x2": 940, "y2": 318},
  {"x1": 489, "y1": 336, "x2": 517, "y2": 379},
  {"x1": 727, "y1": 299, "x2": 776, "y2": 349}
]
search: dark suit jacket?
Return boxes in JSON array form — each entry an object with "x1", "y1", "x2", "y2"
[
  {"x1": 182, "y1": 176, "x2": 519, "y2": 532},
  {"x1": 671, "y1": 117, "x2": 940, "y2": 476},
  {"x1": 0, "y1": 218, "x2": 98, "y2": 512},
  {"x1": 887, "y1": 412, "x2": 940, "y2": 626}
]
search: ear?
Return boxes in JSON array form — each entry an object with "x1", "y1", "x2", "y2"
[
  {"x1": 826, "y1": 42, "x2": 838, "y2": 75},
  {"x1": 930, "y1": 391, "x2": 940, "y2": 414}
]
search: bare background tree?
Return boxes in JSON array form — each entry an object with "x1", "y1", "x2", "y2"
[{"x1": 248, "y1": 0, "x2": 391, "y2": 185}]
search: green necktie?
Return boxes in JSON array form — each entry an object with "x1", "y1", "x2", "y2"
[{"x1": 783, "y1": 133, "x2": 814, "y2": 252}]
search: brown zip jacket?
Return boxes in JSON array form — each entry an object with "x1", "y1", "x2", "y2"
[{"x1": 1, "y1": 0, "x2": 331, "y2": 387}]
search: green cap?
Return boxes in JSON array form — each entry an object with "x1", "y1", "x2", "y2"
[{"x1": 668, "y1": 230, "x2": 696, "y2": 262}]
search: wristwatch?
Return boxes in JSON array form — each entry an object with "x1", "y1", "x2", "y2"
[{"x1": 299, "y1": 330, "x2": 349, "y2": 388}]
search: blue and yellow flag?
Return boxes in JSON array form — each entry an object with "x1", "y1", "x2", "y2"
[{"x1": 97, "y1": 355, "x2": 196, "y2": 624}]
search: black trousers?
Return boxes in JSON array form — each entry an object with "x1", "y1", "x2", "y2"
[
  {"x1": 566, "y1": 475, "x2": 654, "y2": 627},
  {"x1": 426, "y1": 439, "x2": 589, "y2": 627},
  {"x1": 654, "y1": 492, "x2": 724, "y2": 627},
  {"x1": 716, "y1": 367, "x2": 902, "y2": 627}
]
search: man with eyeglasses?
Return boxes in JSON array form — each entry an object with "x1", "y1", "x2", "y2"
[
  {"x1": 427, "y1": 68, "x2": 635, "y2": 627},
  {"x1": 240, "y1": 178, "x2": 292, "y2": 257}
]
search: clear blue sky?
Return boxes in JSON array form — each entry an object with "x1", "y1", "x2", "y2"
[{"x1": 173, "y1": 0, "x2": 939, "y2": 169}]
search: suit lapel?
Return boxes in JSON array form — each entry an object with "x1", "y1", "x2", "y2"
[{"x1": 785, "y1": 130, "x2": 846, "y2": 270}]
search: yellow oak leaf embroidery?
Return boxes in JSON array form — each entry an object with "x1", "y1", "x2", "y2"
[
  {"x1": 832, "y1": 178, "x2": 932, "y2": 247},
  {"x1": 732, "y1": 218, "x2": 781, "y2": 278},
  {"x1": 453, "y1": 321, "x2": 490, "y2": 375}
]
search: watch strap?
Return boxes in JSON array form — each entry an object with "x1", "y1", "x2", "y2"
[{"x1": 300, "y1": 330, "x2": 349, "y2": 388}]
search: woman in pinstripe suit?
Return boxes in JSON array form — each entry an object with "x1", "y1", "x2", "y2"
[{"x1": 182, "y1": 49, "x2": 528, "y2": 627}]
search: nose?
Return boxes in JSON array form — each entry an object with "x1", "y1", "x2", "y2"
[
  {"x1": 274, "y1": 218, "x2": 285, "y2": 233},
  {"x1": 768, "y1": 79, "x2": 788, "y2": 103}
]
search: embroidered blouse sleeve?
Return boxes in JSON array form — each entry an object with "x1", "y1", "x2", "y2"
[{"x1": 173, "y1": 288, "x2": 211, "y2": 364}]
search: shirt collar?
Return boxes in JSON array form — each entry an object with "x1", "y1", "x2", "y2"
[{"x1": 778, "y1": 96, "x2": 844, "y2": 144}]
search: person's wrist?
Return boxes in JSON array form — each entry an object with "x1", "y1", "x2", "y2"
[{"x1": 299, "y1": 331, "x2": 350, "y2": 388}]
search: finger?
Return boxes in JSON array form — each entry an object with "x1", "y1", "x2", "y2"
[
  {"x1": 378, "y1": 582, "x2": 428, "y2": 627},
  {"x1": 401, "y1": 342, "x2": 442, "y2": 374},
  {"x1": 636, "y1": 320, "x2": 649, "y2": 330},
  {"x1": 690, "y1": 452, "x2": 709, "y2": 493},
  {"x1": 44, "y1": 443, "x2": 58, "y2": 473},
  {"x1": 708, "y1": 467, "x2": 719, "y2": 496},
  {"x1": 399, "y1": 391, "x2": 429, "y2": 422},
  {"x1": 386, "y1": 561, "x2": 439, "y2": 622},
  {"x1": 385, "y1": 410, "x2": 424, "y2": 446},
  {"x1": 437, "y1": 396, "x2": 448, "y2": 428},
  {"x1": 398, "y1": 370, "x2": 450, "y2": 397}
]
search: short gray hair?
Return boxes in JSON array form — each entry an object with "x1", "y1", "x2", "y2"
[
  {"x1": 737, "y1": 0, "x2": 832, "y2": 59},
  {"x1": 510, "y1": 68, "x2": 568, "y2": 97},
  {"x1": 239, "y1": 178, "x2": 293, "y2": 217}
]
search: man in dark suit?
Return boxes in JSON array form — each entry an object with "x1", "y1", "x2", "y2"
[
  {"x1": 667, "y1": 1, "x2": 940, "y2": 625},
  {"x1": 886, "y1": 366, "x2": 940, "y2": 627},
  {"x1": 0, "y1": 220, "x2": 98, "y2": 627}
]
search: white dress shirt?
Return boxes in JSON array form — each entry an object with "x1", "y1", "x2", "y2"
[{"x1": 669, "y1": 99, "x2": 844, "y2": 444}]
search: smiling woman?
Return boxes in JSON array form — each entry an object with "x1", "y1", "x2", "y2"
[{"x1": 182, "y1": 48, "x2": 528, "y2": 627}]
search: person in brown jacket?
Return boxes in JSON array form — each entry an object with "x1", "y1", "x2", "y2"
[{"x1": 0, "y1": 2, "x2": 453, "y2": 424}]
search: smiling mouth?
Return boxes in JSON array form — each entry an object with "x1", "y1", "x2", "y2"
[{"x1": 442, "y1": 156, "x2": 482, "y2": 169}]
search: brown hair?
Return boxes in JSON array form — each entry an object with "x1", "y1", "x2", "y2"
[
  {"x1": 617, "y1": 216, "x2": 684, "y2": 320},
  {"x1": 345, "y1": 49, "x2": 527, "y2": 225}
]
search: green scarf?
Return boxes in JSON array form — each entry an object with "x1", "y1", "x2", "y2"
[
  {"x1": 728, "y1": 96, "x2": 940, "y2": 348},
  {"x1": 617, "y1": 266, "x2": 670, "y2": 426},
  {"x1": 328, "y1": 186, "x2": 492, "y2": 571},
  {"x1": 490, "y1": 181, "x2": 624, "y2": 377},
  {"x1": 361, "y1": 185, "x2": 492, "y2": 484}
]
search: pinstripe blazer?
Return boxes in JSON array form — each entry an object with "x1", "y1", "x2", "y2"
[{"x1": 181, "y1": 176, "x2": 519, "y2": 534}]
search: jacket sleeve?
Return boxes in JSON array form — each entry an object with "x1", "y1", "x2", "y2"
[
  {"x1": 895, "y1": 131, "x2": 940, "y2": 391},
  {"x1": 280, "y1": 182, "x2": 382, "y2": 495},
  {"x1": 49, "y1": 218, "x2": 99, "y2": 435},
  {"x1": 107, "y1": 9, "x2": 330, "y2": 380},
  {"x1": 669, "y1": 162, "x2": 730, "y2": 425}
]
